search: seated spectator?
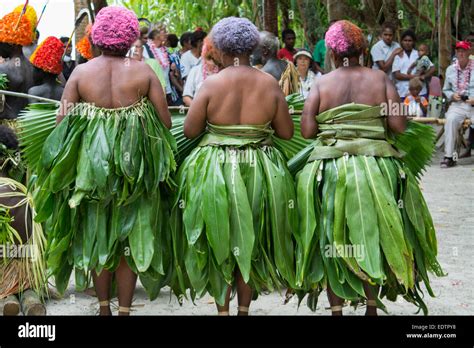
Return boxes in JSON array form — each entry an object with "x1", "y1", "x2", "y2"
[
  {"x1": 404, "y1": 77, "x2": 428, "y2": 117},
  {"x1": 441, "y1": 41, "x2": 474, "y2": 167}
]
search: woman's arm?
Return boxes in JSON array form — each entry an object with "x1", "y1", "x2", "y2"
[
  {"x1": 301, "y1": 79, "x2": 320, "y2": 139},
  {"x1": 56, "y1": 68, "x2": 81, "y2": 125},
  {"x1": 184, "y1": 83, "x2": 209, "y2": 139}
]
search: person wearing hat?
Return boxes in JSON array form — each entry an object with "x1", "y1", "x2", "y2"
[
  {"x1": 441, "y1": 41, "x2": 474, "y2": 167},
  {"x1": 294, "y1": 49, "x2": 320, "y2": 100},
  {"x1": 0, "y1": 5, "x2": 38, "y2": 121},
  {"x1": 27, "y1": 36, "x2": 65, "y2": 103}
]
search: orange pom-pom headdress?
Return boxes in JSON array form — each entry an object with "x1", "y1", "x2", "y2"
[
  {"x1": 30, "y1": 37, "x2": 65, "y2": 75},
  {"x1": 76, "y1": 24, "x2": 94, "y2": 61},
  {"x1": 0, "y1": 6, "x2": 37, "y2": 46}
]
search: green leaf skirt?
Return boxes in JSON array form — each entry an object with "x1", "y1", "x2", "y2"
[
  {"x1": 32, "y1": 98, "x2": 177, "y2": 295},
  {"x1": 170, "y1": 127, "x2": 298, "y2": 306},
  {"x1": 295, "y1": 154, "x2": 444, "y2": 314}
]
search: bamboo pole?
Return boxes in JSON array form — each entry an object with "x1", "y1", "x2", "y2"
[{"x1": 0, "y1": 90, "x2": 60, "y2": 104}]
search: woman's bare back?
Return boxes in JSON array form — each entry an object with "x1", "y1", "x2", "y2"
[
  {"x1": 74, "y1": 56, "x2": 151, "y2": 108},
  {"x1": 316, "y1": 66, "x2": 389, "y2": 113},
  {"x1": 205, "y1": 66, "x2": 282, "y2": 125}
]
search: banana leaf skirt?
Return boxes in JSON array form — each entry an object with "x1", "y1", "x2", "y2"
[
  {"x1": 32, "y1": 98, "x2": 177, "y2": 295},
  {"x1": 294, "y1": 104, "x2": 444, "y2": 314},
  {"x1": 170, "y1": 123, "x2": 297, "y2": 306}
]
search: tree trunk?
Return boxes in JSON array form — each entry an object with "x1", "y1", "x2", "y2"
[
  {"x1": 438, "y1": 0, "x2": 452, "y2": 78},
  {"x1": 263, "y1": 0, "x2": 279, "y2": 36},
  {"x1": 382, "y1": 0, "x2": 400, "y2": 31},
  {"x1": 279, "y1": 0, "x2": 291, "y2": 31},
  {"x1": 74, "y1": 0, "x2": 89, "y2": 44},
  {"x1": 326, "y1": 0, "x2": 346, "y2": 22},
  {"x1": 296, "y1": 0, "x2": 320, "y2": 51},
  {"x1": 92, "y1": 0, "x2": 108, "y2": 14}
]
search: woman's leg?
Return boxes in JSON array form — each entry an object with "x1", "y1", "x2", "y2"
[
  {"x1": 215, "y1": 286, "x2": 232, "y2": 315},
  {"x1": 363, "y1": 282, "x2": 379, "y2": 316},
  {"x1": 235, "y1": 269, "x2": 252, "y2": 316},
  {"x1": 327, "y1": 285, "x2": 344, "y2": 316},
  {"x1": 115, "y1": 257, "x2": 137, "y2": 316},
  {"x1": 92, "y1": 269, "x2": 113, "y2": 316}
]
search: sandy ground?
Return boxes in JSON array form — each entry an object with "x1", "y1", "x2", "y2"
[{"x1": 44, "y1": 143, "x2": 474, "y2": 316}]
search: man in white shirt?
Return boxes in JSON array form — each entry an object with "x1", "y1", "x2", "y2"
[
  {"x1": 181, "y1": 30, "x2": 207, "y2": 80},
  {"x1": 441, "y1": 41, "x2": 474, "y2": 167},
  {"x1": 370, "y1": 22, "x2": 402, "y2": 80},
  {"x1": 393, "y1": 30, "x2": 434, "y2": 99}
]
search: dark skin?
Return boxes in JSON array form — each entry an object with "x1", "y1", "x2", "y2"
[
  {"x1": 374, "y1": 28, "x2": 404, "y2": 73},
  {"x1": 393, "y1": 36, "x2": 435, "y2": 82},
  {"x1": 57, "y1": 52, "x2": 171, "y2": 127},
  {"x1": 184, "y1": 53, "x2": 293, "y2": 315},
  {"x1": 57, "y1": 51, "x2": 171, "y2": 315},
  {"x1": 283, "y1": 33, "x2": 296, "y2": 53},
  {"x1": 0, "y1": 43, "x2": 36, "y2": 119},
  {"x1": 184, "y1": 54, "x2": 293, "y2": 139},
  {"x1": 302, "y1": 54, "x2": 406, "y2": 139},
  {"x1": 302, "y1": 54, "x2": 406, "y2": 315},
  {"x1": 28, "y1": 69, "x2": 64, "y2": 103}
]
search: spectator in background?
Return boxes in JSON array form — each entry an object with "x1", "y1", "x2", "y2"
[
  {"x1": 60, "y1": 36, "x2": 75, "y2": 81},
  {"x1": 181, "y1": 30, "x2": 207, "y2": 80},
  {"x1": 312, "y1": 20, "x2": 337, "y2": 74},
  {"x1": 441, "y1": 41, "x2": 474, "y2": 167},
  {"x1": 259, "y1": 31, "x2": 287, "y2": 80},
  {"x1": 393, "y1": 30, "x2": 434, "y2": 101},
  {"x1": 465, "y1": 33, "x2": 474, "y2": 60},
  {"x1": 143, "y1": 27, "x2": 173, "y2": 103},
  {"x1": 167, "y1": 33, "x2": 184, "y2": 105},
  {"x1": 129, "y1": 39, "x2": 167, "y2": 93},
  {"x1": 139, "y1": 26, "x2": 149, "y2": 44},
  {"x1": 179, "y1": 32, "x2": 193, "y2": 56},
  {"x1": 294, "y1": 49, "x2": 320, "y2": 100},
  {"x1": 404, "y1": 77, "x2": 428, "y2": 117},
  {"x1": 182, "y1": 36, "x2": 219, "y2": 106},
  {"x1": 278, "y1": 28, "x2": 296, "y2": 61},
  {"x1": 370, "y1": 22, "x2": 402, "y2": 80}
]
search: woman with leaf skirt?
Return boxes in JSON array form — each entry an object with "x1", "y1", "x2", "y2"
[
  {"x1": 170, "y1": 17, "x2": 297, "y2": 315},
  {"x1": 294, "y1": 21, "x2": 443, "y2": 315},
  {"x1": 31, "y1": 7, "x2": 176, "y2": 315}
]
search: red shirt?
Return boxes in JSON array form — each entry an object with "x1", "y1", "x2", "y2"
[{"x1": 277, "y1": 47, "x2": 295, "y2": 61}]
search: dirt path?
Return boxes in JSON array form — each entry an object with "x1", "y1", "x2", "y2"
[{"x1": 45, "y1": 149, "x2": 474, "y2": 316}]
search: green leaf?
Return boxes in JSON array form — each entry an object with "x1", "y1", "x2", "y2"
[
  {"x1": 223, "y1": 152, "x2": 254, "y2": 283},
  {"x1": 363, "y1": 156, "x2": 413, "y2": 288},
  {"x1": 202, "y1": 148, "x2": 230, "y2": 265},
  {"x1": 345, "y1": 156, "x2": 383, "y2": 280},
  {"x1": 128, "y1": 198, "x2": 155, "y2": 273}
]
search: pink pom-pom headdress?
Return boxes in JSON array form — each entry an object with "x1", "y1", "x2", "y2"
[
  {"x1": 91, "y1": 6, "x2": 139, "y2": 53},
  {"x1": 325, "y1": 20, "x2": 365, "y2": 57}
]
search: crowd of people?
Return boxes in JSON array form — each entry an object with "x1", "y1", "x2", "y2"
[{"x1": 0, "y1": 3, "x2": 472, "y2": 317}]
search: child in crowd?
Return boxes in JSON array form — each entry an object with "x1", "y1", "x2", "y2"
[
  {"x1": 404, "y1": 77, "x2": 429, "y2": 117},
  {"x1": 408, "y1": 43, "x2": 433, "y2": 77}
]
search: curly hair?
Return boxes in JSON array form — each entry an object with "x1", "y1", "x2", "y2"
[
  {"x1": 91, "y1": 6, "x2": 139, "y2": 54},
  {"x1": 0, "y1": 125, "x2": 19, "y2": 150},
  {"x1": 325, "y1": 20, "x2": 366, "y2": 58},
  {"x1": 211, "y1": 17, "x2": 259, "y2": 56}
]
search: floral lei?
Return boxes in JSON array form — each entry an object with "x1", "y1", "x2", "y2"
[
  {"x1": 148, "y1": 39, "x2": 170, "y2": 70},
  {"x1": 455, "y1": 58, "x2": 473, "y2": 95}
]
